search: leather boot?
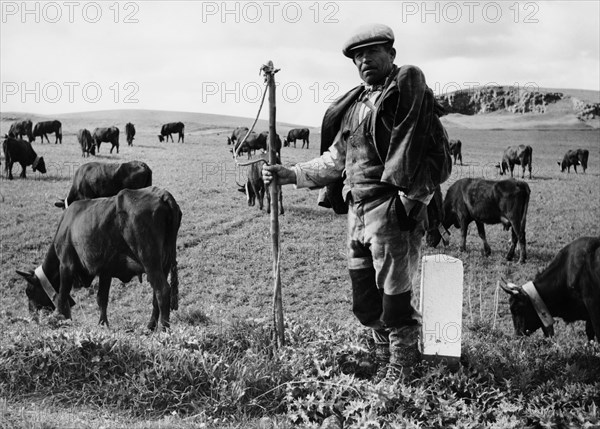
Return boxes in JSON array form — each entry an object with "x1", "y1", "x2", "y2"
[{"x1": 386, "y1": 325, "x2": 421, "y2": 380}]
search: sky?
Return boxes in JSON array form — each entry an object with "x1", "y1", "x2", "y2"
[{"x1": 1, "y1": 1, "x2": 599, "y2": 127}]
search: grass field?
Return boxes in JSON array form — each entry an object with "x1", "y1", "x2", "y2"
[{"x1": 0, "y1": 110, "x2": 599, "y2": 428}]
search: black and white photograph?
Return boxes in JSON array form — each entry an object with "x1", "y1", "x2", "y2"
[{"x1": 1, "y1": 1, "x2": 599, "y2": 428}]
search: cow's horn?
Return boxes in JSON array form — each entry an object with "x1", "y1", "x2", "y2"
[
  {"x1": 498, "y1": 279, "x2": 519, "y2": 295},
  {"x1": 16, "y1": 269, "x2": 34, "y2": 280}
]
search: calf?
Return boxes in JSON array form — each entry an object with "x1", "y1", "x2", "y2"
[
  {"x1": 559, "y1": 149, "x2": 589, "y2": 173},
  {"x1": 8, "y1": 119, "x2": 33, "y2": 142},
  {"x1": 2, "y1": 136, "x2": 47, "y2": 180},
  {"x1": 427, "y1": 178, "x2": 530, "y2": 263},
  {"x1": 93, "y1": 126, "x2": 120, "y2": 154},
  {"x1": 17, "y1": 187, "x2": 182, "y2": 330},
  {"x1": 33, "y1": 120, "x2": 62, "y2": 144},
  {"x1": 498, "y1": 145, "x2": 533, "y2": 179},
  {"x1": 449, "y1": 139, "x2": 463, "y2": 165},
  {"x1": 283, "y1": 128, "x2": 310, "y2": 149},
  {"x1": 125, "y1": 122, "x2": 136, "y2": 146},
  {"x1": 77, "y1": 129, "x2": 95, "y2": 157},
  {"x1": 500, "y1": 236, "x2": 600, "y2": 341},
  {"x1": 237, "y1": 153, "x2": 284, "y2": 215},
  {"x1": 55, "y1": 160, "x2": 152, "y2": 209}
]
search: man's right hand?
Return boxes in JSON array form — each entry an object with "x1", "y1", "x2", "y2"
[{"x1": 262, "y1": 164, "x2": 297, "y2": 186}]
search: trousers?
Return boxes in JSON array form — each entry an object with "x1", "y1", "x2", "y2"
[{"x1": 347, "y1": 192, "x2": 425, "y2": 338}]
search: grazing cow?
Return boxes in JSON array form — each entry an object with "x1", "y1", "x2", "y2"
[
  {"x1": 77, "y1": 129, "x2": 95, "y2": 157},
  {"x1": 32, "y1": 120, "x2": 62, "y2": 144},
  {"x1": 237, "y1": 152, "x2": 284, "y2": 215},
  {"x1": 125, "y1": 122, "x2": 136, "y2": 146},
  {"x1": 2, "y1": 136, "x2": 47, "y2": 180},
  {"x1": 497, "y1": 145, "x2": 533, "y2": 179},
  {"x1": 227, "y1": 126, "x2": 249, "y2": 146},
  {"x1": 232, "y1": 131, "x2": 267, "y2": 159},
  {"x1": 500, "y1": 236, "x2": 600, "y2": 341},
  {"x1": 283, "y1": 128, "x2": 310, "y2": 149},
  {"x1": 54, "y1": 160, "x2": 152, "y2": 209},
  {"x1": 93, "y1": 126, "x2": 120, "y2": 154},
  {"x1": 559, "y1": 149, "x2": 589, "y2": 174},
  {"x1": 17, "y1": 187, "x2": 182, "y2": 330},
  {"x1": 449, "y1": 139, "x2": 463, "y2": 165},
  {"x1": 427, "y1": 178, "x2": 530, "y2": 263},
  {"x1": 8, "y1": 119, "x2": 33, "y2": 142},
  {"x1": 158, "y1": 122, "x2": 185, "y2": 143}
]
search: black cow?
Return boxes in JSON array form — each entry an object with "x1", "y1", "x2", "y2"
[
  {"x1": 559, "y1": 149, "x2": 589, "y2": 174},
  {"x1": 283, "y1": 128, "x2": 310, "y2": 149},
  {"x1": 77, "y1": 129, "x2": 95, "y2": 157},
  {"x1": 232, "y1": 131, "x2": 267, "y2": 159},
  {"x1": 93, "y1": 127, "x2": 120, "y2": 154},
  {"x1": 227, "y1": 126, "x2": 249, "y2": 146},
  {"x1": 54, "y1": 160, "x2": 153, "y2": 209},
  {"x1": 17, "y1": 187, "x2": 182, "y2": 330},
  {"x1": 500, "y1": 236, "x2": 600, "y2": 341},
  {"x1": 125, "y1": 123, "x2": 136, "y2": 146},
  {"x1": 237, "y1": 152, "x2": 284, "y2": 215},
  {"x1": 498, "y1": 145, "x2": 533, "y2": 179},
  {"x1": 427, "y1": 178, "x2": 530, "y2": 263},
  {"x1": 32, "y1": 120, "x2": 62, "y2": 144},
  {"x1": 2, "y1": 136, "x2": 47, "y2": 180},
  {"x1": 449, "y1": 139, "x2": 463, "y2": 165},
  {"x1": 8, "y1": 119, "x2": 33, "y2": 142},
  {"x1": 158, "y1": 122, "x2": 184, "y2": 143}
]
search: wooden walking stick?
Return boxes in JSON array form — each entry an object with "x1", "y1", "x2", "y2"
[{"x1": 261, "y1": 61, "x2": 285, "y2": 348}]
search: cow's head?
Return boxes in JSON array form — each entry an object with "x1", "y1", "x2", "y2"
[
  {"x1": 16, "y1": 269, "x2": 55, "y2": 313},
  {"x1": 499, "y1": 280, "x2": 554, "y2": 337},
  {"x1": 158, "y1": 135, "x2": 165, "y2": 143},
  {"x1": 283, "y1": 138, "x2": 289, "y2": 147},
  {"x1": 236, "y1": 181, "x2": 254, "y2": 206},
  {"x1": 16, "y1": 269, "x2": 76, "y2": 315},
  {"x1": 32, "y1": 156, "x2": 46, "y2": 174}
]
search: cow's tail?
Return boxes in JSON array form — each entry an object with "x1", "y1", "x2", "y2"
[
  {"x1": 519, "y1": 184, "x2": 531, "y2": 240},
  {"x1": 2, "y1": 140, "x2": 9, "y2": 174},
  {"x1": 163, "y1": 192, "x2": 182, "y2": 311},
  {"x1": 169, "y1": 260, "x2": 179, "y2": 311}
]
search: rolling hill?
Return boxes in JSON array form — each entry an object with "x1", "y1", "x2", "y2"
[{"x1": 1, "y1": 87, "x2": 598, "y2": 135}]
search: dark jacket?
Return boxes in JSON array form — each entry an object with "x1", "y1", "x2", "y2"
[{"x1": 317, "y1": 65, "x2": 451, "y2": 214}]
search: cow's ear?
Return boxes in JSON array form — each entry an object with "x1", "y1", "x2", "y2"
[{"x1": 16, "y1": 269, "x2": 35, "y2": 283}]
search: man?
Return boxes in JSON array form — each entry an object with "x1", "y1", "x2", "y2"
[{"x1": 263, "y1": 24, "x2": 451, "y2": 377}]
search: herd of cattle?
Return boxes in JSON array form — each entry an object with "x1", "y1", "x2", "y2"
[{"x1": 1, "y1": 118, "x2": 598, "y2": 343}]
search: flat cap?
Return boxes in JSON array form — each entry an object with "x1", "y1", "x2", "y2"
[{"x1": 342, "y1": 23, "x2": 395, "y2": 58}]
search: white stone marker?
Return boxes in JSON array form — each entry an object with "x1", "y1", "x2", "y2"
[{"x1": 419, "y1": 254, "x2": 464, "y2": 366}]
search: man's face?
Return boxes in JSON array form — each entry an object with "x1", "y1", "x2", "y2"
[{"x1": 352, "y1": 44, "x2": 396, "y2": 85}]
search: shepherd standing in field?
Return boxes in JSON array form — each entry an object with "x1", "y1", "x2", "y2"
[{"x1": 263, "y1": 24, "x2": 451, "y2": 378}]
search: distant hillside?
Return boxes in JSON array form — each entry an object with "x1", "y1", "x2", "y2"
[
  {"x1": 0, "y1": 109, "x2": 312, "y2": 137},
  {"x1": 437, "y1": 87, "x2": 600, "y2": 130}
]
